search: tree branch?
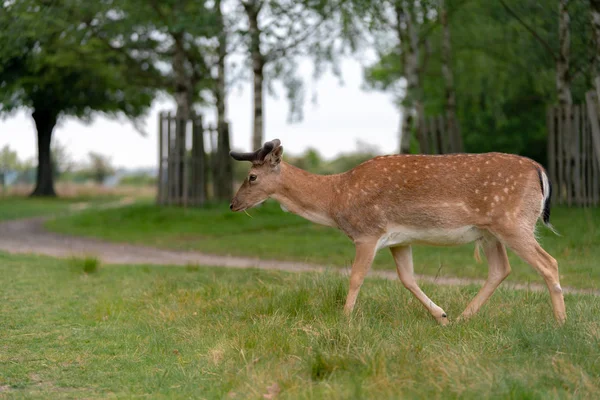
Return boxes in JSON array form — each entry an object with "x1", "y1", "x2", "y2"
[
  {"x1": 265, "y1": 17, "x2": 326, "y2": 62},
  {"x1": 83, "y1": 23, "x2": 164, "y2": 86},
  {"x1": 413, "y1": 0, "x2": 473, "y2": 48},
  {"x1": 498, "y1": 0, "x2": 557, "y2": 61}
]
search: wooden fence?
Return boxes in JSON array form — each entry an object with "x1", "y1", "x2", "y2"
[
  {"x1": 546, "y1": 82, "x2": 600, "y2": 206},
  {"x1": 157, "y1": 112, "x2": 218, "y2": 207},
  {"x1": 417, "y1": 112, "x2": 463, "y2": 154}
]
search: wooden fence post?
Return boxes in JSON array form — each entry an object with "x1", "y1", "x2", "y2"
[
  {"x1": 157, "y1": 112, "x2": 164, "y2": 205},
  {"x1": 167, "y1": 112, "x2": 174, "y2": 206},
  {"x1": 192, "y1": 116, "x2": 207, "y2": 206},
  {"x1": 587, "y1": 91, "x2": 600, "y2": 206},
  {"x1": 182, "y1": 119, "x2": 189, "y2": 208},
  {"x1": 595, "y1": 77, "x2": 600, "y2": 107},
  {"x1": 574, "y1": 105, "x2": 581, "y2": 205},
  {"x1": 428, "y1": 116, "x2": 437, "y2": 154},
  {"x1": 414, "y1": 112, "x2": 463, "y2": 155},
  {"x1": 213, "y1": 121, "x2": 233, "y2": 200},
  {"x1": 585, "y1": 91, "x2": 600, "y2": 168},
  {"x1": 583, "y1": 106, "x2": 590, "y2": 206},
  {"x1": 157, "y1": 111, "x2": 217, "y2": 207},
  {"x1": 546, "y1": 107, "x2": 557, "y2": 203},
  {"x1": 415, "y1": 105, "x2": 429, "y2": 154}
]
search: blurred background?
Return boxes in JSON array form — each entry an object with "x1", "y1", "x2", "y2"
[{"x1": 1, "y1": 0, "x2": 599, "y2": 206}]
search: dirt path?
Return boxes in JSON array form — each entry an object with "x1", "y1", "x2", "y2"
[{"x1": 1, "y1": 216, "x2": 598, "y2": 296}]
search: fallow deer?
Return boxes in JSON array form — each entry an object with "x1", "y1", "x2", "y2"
[{"x1": 229, "y1": 139, "x2": 566, "y2": 325}]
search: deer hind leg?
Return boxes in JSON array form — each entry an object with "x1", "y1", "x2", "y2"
[
  {"x1": 343, "y1": 240, "x2": 377, "y2": 315},
  {"x1": 390, "y1": 245, "x2": 449, "y2": 325},
  {"x1": 458, "y1": 238, "x2": 511, "y2": 321},
  {"x1": 498, "y1": 231, "x2": 566, "y2": 324}
]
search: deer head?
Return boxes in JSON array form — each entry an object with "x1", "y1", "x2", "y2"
[{"x1": 229, "y1": 139, "x2": 284, "y2": 211}]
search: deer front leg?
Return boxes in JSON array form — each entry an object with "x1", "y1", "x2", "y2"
[
  {"x1": 390, "y1": 245, "x2": 449, "y2": 325},
  {"x1": 343, "y1": 240, "x2": 377, "y2": 315}
]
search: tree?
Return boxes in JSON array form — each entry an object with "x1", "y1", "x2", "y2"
[
  {"x1": 364, "y1": 0, "x2": 595, "y2": 163},
  {"x1": 0, "y1": 145, "x2": 20, "y2": 171},
  {"x1": 86, "y1": 152, "x2": 115, "y2": 184},
  {"x1": 51, "y1": 139, "x2": 74, "y2": 179},
  {"x1": 440, "y1": 0, "x2": 462, "y2": 153},
  {"x1": 212, "y1": 0, "x2": 233, "y2": 201},
  {"x1": 242, "y1": 0, "x2": 266, "y2": 150},
  {"x1": 396, "y1": 1, "x2": 424, "y2": 154},
  {"x1": 0, "y1": 0, "x2": 158, "y2": 196},
  {"x1": 496, "y1": 0, "x2": 597, "y2": 105},
  {"x1": 89, "y1": 0, "x2": 221, "y2": 202},
  {"x1": 590, "y1": 0, "x2": 600, "y2": 75},
  {"x1": 557, "y1": 0, "x2": 572, "y2": 105},
  {"x1": 238, "y1": 0, "x2": 337, "y2": 149},
  {"x1": 89, "y1": 0, "x2": 220, "y2": 120},
  {"x1": 363, "y1": 0, "x2": 439, "y2": 154}
]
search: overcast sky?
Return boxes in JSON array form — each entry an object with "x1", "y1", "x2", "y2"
[{"x1": 0, "y1": 58, "x2": 401, "y2": 169}]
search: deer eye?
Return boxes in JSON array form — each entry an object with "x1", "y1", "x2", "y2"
[{"x1": 249, "y1": 174, "x2": 257, "y2": 182}]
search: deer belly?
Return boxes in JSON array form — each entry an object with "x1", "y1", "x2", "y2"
[{"x1": 376, "y1": 225, "x2": 483, "y2": 250}]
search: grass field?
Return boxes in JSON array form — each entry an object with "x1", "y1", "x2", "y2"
[
  {"x1": 46, "y1": 200, "x2": 600, "y2": 290},
  {"x1": 0, "y1": 184, "x2": 155, "y2": 221},
  {"x1": 1, "y1": 251, "x2": 599, "y2": 398},
  {"x1": 0, "y1": 196, "x2": 122, "y2": 221}
]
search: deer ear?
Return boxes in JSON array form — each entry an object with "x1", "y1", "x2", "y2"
[{"x1": 267, "y1": 146, "x2": 284, "y2": 166}]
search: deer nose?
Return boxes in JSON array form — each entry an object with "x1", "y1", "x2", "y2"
[{"x1": 229, "y1": 203, "x2": 233, "y2": 210}]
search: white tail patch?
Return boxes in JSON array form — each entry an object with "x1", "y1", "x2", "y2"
[
  {"x1": 539, "y1": 169, "x2": 560, "y2": 236},
  {"x1": 540, "y1": 169, "x2": 550, "y2": 215}
]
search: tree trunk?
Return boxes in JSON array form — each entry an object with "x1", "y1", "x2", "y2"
[
  {"x1": 252, "y1": 57, "x2": 265, "y2": 151},
  {"x1": 216, "y1": 123, "x2": 233, "y2": 200},
  {"x1": 172, "y1": 33, "x2": 193, "y2": 121},
  {"x1": 396, "y1": 2, "x2": 420, "y2": 154},
  {"x1": 214, "y1": 0, "x2": 233, "y2": 201},
  {"x1": 557, "y1": 0, "x2": 572, "y2": 105},
  {"x1": 440, "y1": 0, "x2": 462, "y2": 153},
  {"x1": 399, "y1": 109, "x2": 414, "y2": 154},
  {"x1": 591, "y1": 0, "x2": 600, "y2": 75},
  {"x1": 172, "y1": 37, "x2": 194, "y2": 204},
  {"x1": 395, "y1": 3, "x2": 409, "y2": 154},
  {"x1": 30, "y1": 109, "x2": 57, "y2": 197},
  {"x1": 244, "y1": 0, "x2": 265, "y2": 151}
]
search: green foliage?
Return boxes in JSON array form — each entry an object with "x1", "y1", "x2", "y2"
[
  {"x1": 118, "y1": 174, "x2": 157, "y2": 186},
  {"x1": 46, "y1": 201, "x2": 600, "y2": 290},
  {"x1": 0, "y1": 1, "x2": 158, "y2": 120},
  {"x1": 51, "y1": 139, "x2": 74, "y2": 179},
  {"x1": 84, "y1": 152, "x2": 115, "y2": 184},
  {"x1": 93, "y1": 0, "x2": 220, "y2": 105},
  {"x1": 236, "y1": 0, "x2": 352, "y2": 122},
  {"x1": 0, "y1": 0, "x2": 162, "y2": 195},
  {"x1": 1, "y1": 252, "x2": 600, "y2": 398},
  {"x1": 0, "y1": 145, "x2": 21, "y2": 170},
  {"x1": 363, "y1": 0, "x2": 598, "y2": 163}
]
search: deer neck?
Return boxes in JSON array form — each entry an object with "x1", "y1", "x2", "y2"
[{"x1": 271, "y1": 162, "x2": 338, "y2": 228}]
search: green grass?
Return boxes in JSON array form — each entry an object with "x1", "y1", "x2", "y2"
[
  {"x1": 0, "y1": 252, "x2": 599, "y2": 398},
  {"x1": 0, "y1": 197, "x2": 81, "y2": 221},
  {"x1": 46, "y1": 200, "x2": 600, "y2": 290},
  {"x1": 0, "y1": 196, "x2": 124, "y2": 221},
  {"x1": 68, "y1": 256, "x2": 101, "y2": 275}
]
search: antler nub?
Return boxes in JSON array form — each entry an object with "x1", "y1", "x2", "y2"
[{"x1": 229, "y1": 139, "x2": 281, "y2": 163}]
